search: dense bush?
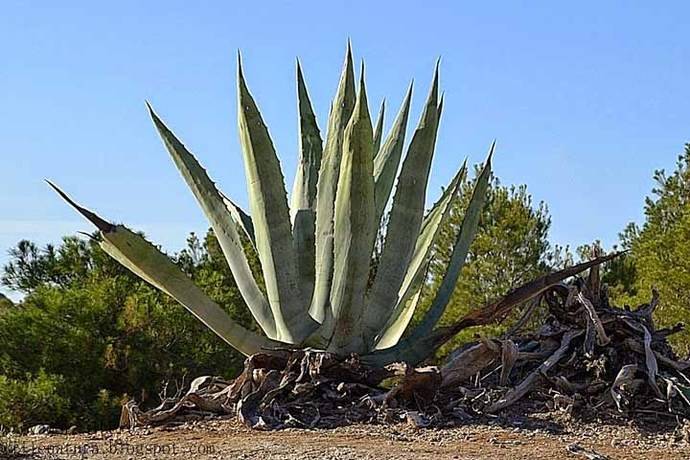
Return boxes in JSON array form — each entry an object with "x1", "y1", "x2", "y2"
[
  {"x1": 0, "y1": 232, "x2": 252, "y2": 431},
  {"x1": 0, "y1": 371, "x2": 68, "y2": 431}
]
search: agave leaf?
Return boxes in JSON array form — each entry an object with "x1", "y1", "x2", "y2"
[
  {"x1": 237, "y1": 57, "x2": 315, "y2": 343},
  {"x1": 419, "y1": 157, "x2": 461, "y2": 235},
  {"x1": 436, "y1": 93, "x2": 444, "y2": 135},
  {"x1": 220, "y1": 192, "x2": 255, "y2": 246},
  {"x1": 293, "y1": 208, "x2": 316, "y2": 308},
  {"x1": 309, "y1": 43, "x2": 356, "y2": 326},
  {"x1": 372, "y1": 99, "x2": 385, "y2": 155},
  {"x1": 361, "y1": 66, "x2": 440, "y2": 347},
  {"x1": 374, "y1": 160, "x2": 467, "y2": 349},
  {"x1": 394, "y1": 159, "x2": 466, "y2": 313},
  {"x1": 146, "y1": 104, "x2": 276, "y2": 339},
  {"x1": 408, "y1": 142, "x2": 494, "y2": 342},
  {"x1": 48, "y1": 183, "x2": 282, "y2": 357},
  {"x1": 289, "y1": 61, "x2": 322, "y2": 306},
  {"x1": 372, "y1": 83, "x2": 413, "y2": 223},
  {"x1": 364, "y1": 253, "x2": 622, "y2": 366},
  {"x1": 327, "y1": 69, "x2": 376, "y2": 353},
  {"x1": 375, "y1": 260, "x2": 429, "y2": 350},
  {"x1": 290, "y1": 60, "x2": 323, "y2": 218}
]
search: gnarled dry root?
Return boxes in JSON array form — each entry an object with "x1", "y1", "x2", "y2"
[{"x1": 121, "y1": 352, "x2": 401, "y2": 429}]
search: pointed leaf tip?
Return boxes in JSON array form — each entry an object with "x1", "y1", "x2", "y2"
[
  {"x1": 296, "y1": 60, "x2": 308, "y2": 95},
  {"x1": 46, "y1": 180, "x2": 114, "y2": 233},
  {"x1": 401, "y1": 81, "x2": 414, "y2": 108},
  {"x1": 145, "y1": 101, "x2": 160, "y2": 124},
  {"x1": 236, "y1": 51, "x2": 247, "y2": 86},
  {"x1": 343, "y1": 41, "x2": 354, "y2": 70},
  {"x1": 426, "y1": 61, "x2": 440, "y2": 102},
  {"x1": 355, "y1": 69, "x2": 368, "y2": 112},
  {"x1": 358, "y1": 71, "x2": 367, "y2": 94},
  {"x1": 372, "y1": 98, "x2": 387, "y2": 156},
  {"x1": 487, "y1": 140, "x2": 496, "y2": 163}
]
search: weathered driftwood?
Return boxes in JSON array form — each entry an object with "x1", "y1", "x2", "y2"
[
  {"x1": 499, "y1": 340, "x2": 518, "y2": 387},
  {"x1": 440, "y1": 339, "x2": 501, "y2": 389},
  {"x1": 610, "y1": 364, "x2": 639, "y2": 412},
  {"x1": 485, "y1": 330, "x2": 580, "y2": 413}
]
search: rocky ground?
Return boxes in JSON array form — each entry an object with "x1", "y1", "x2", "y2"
[{"x1": 5, "y1": 416, "x2": 689, "y2": 460}]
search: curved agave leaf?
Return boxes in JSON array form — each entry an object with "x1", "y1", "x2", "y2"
[
  {"x1": 220, "y1": 192, "x2": 255, "y2": 246},
  {"x1": 372, "y1": 84, "x2": 413, "y2": 223},
  {"x1": 310, "y1": 44, "x2": 356, "y2": 326},
  {"x1": 420, "y1": 159, "x2": 465, "y2": 241},
  {"x1": 364, "y1": 253, "x2": 621, "y2": 366},
  {"x1": 237, "y1": 57, "x2": 315, "y2": 343},
  {"x1": 436, "y1": 93, "x2": 444, "y2": 135},
  {"x1": 393, "y1": 157, "x2": 466, "y2": 310},
  {"x1": 328, "y1": 69, "x2": 376, "y2": 354},
  {"x1": 47, "y1": 183, "x2": 282, "y2": 357},
  {"x1": 361, "y1": 66, "x2": 440, "y2": 347},
  {"x1": 372, "y1": 99, "x2": 385, "y2": 155},
  {"x1": 146, "y1": 104, "x2": 276, "y2": 339},
  {"x1": 374, "y1": 160, "x2": 467, "y2": 349},
  {"x1": 408, "y1": 142, "x2": 495, "y2": 342},
  {"x1": 374, "y1": 260, "x2": 429, "y2": 350}
]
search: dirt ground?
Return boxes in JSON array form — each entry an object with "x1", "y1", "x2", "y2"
[{"x1": 4, "y1": 416, "x2": 690, "y2": 460}]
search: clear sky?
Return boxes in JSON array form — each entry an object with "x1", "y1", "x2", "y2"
[{"x1": 1, "y1": 1, "x2": 689, "y2": 299}]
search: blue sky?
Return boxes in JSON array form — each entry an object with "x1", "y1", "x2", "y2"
[{"x1": 1, "y1": 2, "x2": 689, "y2": 299}]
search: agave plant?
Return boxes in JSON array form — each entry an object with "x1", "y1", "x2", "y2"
[{"x1": 50, "y1": 45, "x2": 605, "y2": 367}]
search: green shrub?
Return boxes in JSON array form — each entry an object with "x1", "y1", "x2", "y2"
[
  {"x1": 0, "y1": 232, "x2": 250, "y2": 431},
  {"x1": 0, "y1": 371, "x2": 68, "y2": 431}
]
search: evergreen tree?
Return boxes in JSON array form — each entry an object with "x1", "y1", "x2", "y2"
[{"x1": 608, "y1": 144, "x2": 690, "y2": 355}]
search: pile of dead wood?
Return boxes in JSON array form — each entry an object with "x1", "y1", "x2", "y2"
[
  {"x1": 120, "y1": 268, "x2": 690, "y2": 430},
  {"x1": 120, "y1": 352, "x2": 394, "y2": 429},
  {"x1": 437, "y1": 277, "x2": 690, "y2": 424}
]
